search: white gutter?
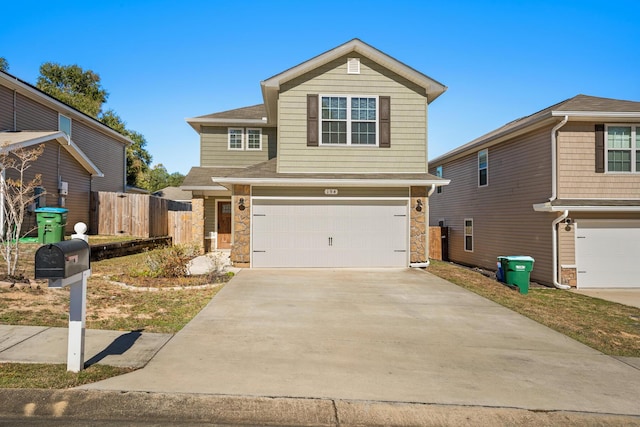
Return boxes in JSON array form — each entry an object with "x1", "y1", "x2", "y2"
[
  {"x1": 534, "y1": 202, "x2": 640, "y2": 213},
  {"x1": 551, "y1": 210, "x2": 571, "y2": 290},
  {"x1": 211, "y1": 177, "x2": 450, "y2": 187},
  {"x1": 427, "y1": 184, "x2": 436, "y2": 197},
  {"x1": 550, "y1": 115, "x2": 569, "y2": 202}
]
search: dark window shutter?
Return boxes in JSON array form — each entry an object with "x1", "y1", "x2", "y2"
[
  {"x1": 307, "y1": 94, "x2": 318, "y2": 147},
  {"x1": 379, "y1": 96, "x2": 390, "y2": 148},
  {"x1": 595, "y1": 124, "x2": 604, "y2": 173}
]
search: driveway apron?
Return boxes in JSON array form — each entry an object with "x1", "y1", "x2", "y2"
[{"x1": 83, "y1": 269, "x2": 640, "y2": 415}]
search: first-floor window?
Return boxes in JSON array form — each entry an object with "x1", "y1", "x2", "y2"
[
  {"x1": 606, "y1": 125, "x2": 640, "y2": 173},
  {"x1": 464, "y1": 219, "x2": 473, "y2": 252},
  {"x1": 228, "y1": 128, "x2": 243, "y2": 150}
]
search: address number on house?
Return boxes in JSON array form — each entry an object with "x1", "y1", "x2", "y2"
[{"x1": 324, "y1": 189, "x2": 339, "y2": 196}]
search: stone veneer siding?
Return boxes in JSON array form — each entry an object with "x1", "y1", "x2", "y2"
[
  {"x1": 191, "y1": 196, "x2": 205, "y2": 254},
  {"x1": 410, "y1": 186, "x2": 427, "y2": 263},
  {"x1": 230, "y1": 184, "x2": 251, "y2": 267},
  {"x1": 560, "y1": 266, "x2": 577, "y2": 287}
]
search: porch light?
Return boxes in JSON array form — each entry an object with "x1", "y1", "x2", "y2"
[
  {"x1": 416, "y1": 199, "x2": 423, "y2": 212},
  {"x1": 238, "y1": 198, "x2": 245, "y2": 211}
]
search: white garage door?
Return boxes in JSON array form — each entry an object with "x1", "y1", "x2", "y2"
[
  {"x1": 576, "y1": 220, "x2": 640, "y2": 289},
  {"x1": 252, "y1": 199, "x2": 408, "y2": 268}
]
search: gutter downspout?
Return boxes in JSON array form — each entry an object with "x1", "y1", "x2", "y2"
[
  {"x1": 552, "y1": 209, "x2": 571, "y2": 289},
  {"x1": 410, "y1": 184, "x2": 436, "y2": 269},
  {"x1": 550, "y1": 115, "x2": 569, "y2": 202},
  {"x1": 549, "y1": 116, "x2": 571, "y2": 289}
]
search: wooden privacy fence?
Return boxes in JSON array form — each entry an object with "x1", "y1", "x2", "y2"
[
  {"x1": 168, "y1": 211, "x2": 193, "y2": 245},
  {"x1": 91, "y1": 192, "x2": 192, "y2": 241},
  {"x1": 429, "y1": 226, "x2": 449, "y2": 261}
]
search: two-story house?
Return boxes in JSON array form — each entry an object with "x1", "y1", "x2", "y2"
[
  {"x1": 429, "y1": 95, "x2": 640, "y2": 289},
  {"x1": 183, "y1": 39, "x2": 449, "y2": 268},
  {"x1": 0, "y1": 70, "x2": 131, "y2": 232}
]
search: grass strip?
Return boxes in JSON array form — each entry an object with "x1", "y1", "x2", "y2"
[{"x1": 428, "y1": 260, "x2": 640, "y2": 357}]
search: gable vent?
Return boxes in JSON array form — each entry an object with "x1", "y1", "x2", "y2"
[{"x1": 347, "y1": 57, "x2": 360, "y2": 74}]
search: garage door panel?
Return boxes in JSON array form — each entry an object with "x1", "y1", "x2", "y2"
[
  {"x1": 252, "y1": 200, "x2": 408, "y2": 268},
  {"x1": 576, "y1": 220, "x2": 640, "y2": 289}
]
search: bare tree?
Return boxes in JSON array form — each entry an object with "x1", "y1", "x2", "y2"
[{"x1": 0, "y1": 144, "x2": 45, "y2": 276}]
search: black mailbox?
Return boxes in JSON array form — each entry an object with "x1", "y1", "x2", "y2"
[{"x1": 35, "y1": 239, "x2": 90, "y2": 279}]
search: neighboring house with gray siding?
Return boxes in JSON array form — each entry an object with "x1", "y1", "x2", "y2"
[
  {"x1": 183, "y1": 39, "x2": 449, "y2": 267},
  {"x1": 0, "y1": 70, "x2": 131, "y2": 233},
  {"x1": 429, "y1": 95, "x2": 640, "y2": 289}
]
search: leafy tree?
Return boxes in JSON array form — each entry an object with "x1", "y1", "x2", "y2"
[
  {"x1": 0, "y1": 57, "x2": 8, "y2": 72},
  {"x1": 0, "y1": 144, "x2": 45, "y2": 276},
  {"x1": 141, "y1": 164, "x2": 184, "y2": 193},
  {"x1": 99, "y1": 110, "x2": 152, "y2": 187},
  {"x1": 36, "y1": 63, "x2": 108, "y2": 117}
]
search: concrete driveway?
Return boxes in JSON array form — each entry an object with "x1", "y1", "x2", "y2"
[{"x1": 84, "y1": 268, "x2": 640, "y2": 415}]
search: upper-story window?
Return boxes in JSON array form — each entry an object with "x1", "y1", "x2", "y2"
[
  {"x1": 228, "y1": 128, "x2": 262, "y2": 151},
  {"x1": 246, "y1": 128, "x2": 262, "y2": 150},
  {"x1": 478, "y1": 149, "x2": 488, "y2": 186},
  {"x1": 228, "y1": 128, "x2": 244, "y2": 150},
  {"x1": 606, "y1": 125, "x2": 640, "y2": 173},
  {"x1": 320, "y1": 95, "x2": 377, "y2": 146},
  {"x1": 59, "y1": 114, "x2": 71, "y2": 137},
  {"x1": 435, "y1": 165, "x2": 443, "y2": 194}
]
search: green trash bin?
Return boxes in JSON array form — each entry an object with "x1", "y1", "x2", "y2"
[
  {"x1": 497, "y1": 256, "x2": 534, "y2": 294},
  {"x1": 35, "y1": 207, "x2": 68, "y2": 244}
]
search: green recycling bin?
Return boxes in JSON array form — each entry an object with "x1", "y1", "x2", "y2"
[
  {"x1": 497, "y1": 256, "x2": 534, "y2": 294},
  {"x1": 35, "y1": 207, "x2": 68, "y2": 244}
]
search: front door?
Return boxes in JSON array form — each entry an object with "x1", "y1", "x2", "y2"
[{"x1": 217, "y1": 201, "x2": 232, "y2": 249}]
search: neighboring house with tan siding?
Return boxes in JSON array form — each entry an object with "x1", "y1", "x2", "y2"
[
  {"x1": 429, "y1": 95, "x2": 640, "y2": 289},
  {"x1": 0, "y1": 70, "x2": 131, "y2": 234},
  {"x1": 183, "y1": 39, "x2": 449, "y2": 267}
]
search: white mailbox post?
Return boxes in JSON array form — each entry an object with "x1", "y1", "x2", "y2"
[{"x1": 34, "y1": 223, "x2": 91, "y2": 372}]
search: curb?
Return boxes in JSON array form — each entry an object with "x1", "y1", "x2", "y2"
[{"x1": 0, "y1": 389, "x2": 639, "y2": 426}]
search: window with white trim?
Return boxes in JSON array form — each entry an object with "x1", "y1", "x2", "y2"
[
  {"x1": 228, "y1": 128, "x2": 243, "y2": 150},
  {"x1": 435, "y1": 165, "x2": 443, "y2": 193},
  {"x1": 478, "y1": 149, "x2": 488, "y2": 186},
  {"x1": 464, "y1": 219, "x2": 473, "y2": 252},
  {"x1": 606, "y1": 125, "x2": 640, "y2": 173},
  {"x1": 320, "y1": 95, "x2": 377, "y2": 146},
  {"x1": 246, "y1": 128, "x2": 262, "y2": 150},
  {"x1": 59, "y1": 114, "x2": 71, "y2": 137}
]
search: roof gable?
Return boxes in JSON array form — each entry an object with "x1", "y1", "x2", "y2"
[
  {"x1": 260, "y1": 39, "x2": 447, "y2": 124},
  {"x1": 0, "y1": 130, "x2": 102, "y2": 176}
]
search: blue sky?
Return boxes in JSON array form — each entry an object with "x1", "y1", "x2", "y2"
[{"x1": 2, "y1": 1, "x2": 639, "y2": 175}]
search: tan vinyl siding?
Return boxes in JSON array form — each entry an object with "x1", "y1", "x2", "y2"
[
  {"x1": 204, "y1": 197, "x2": 217, "y2": 235},
  {"x1": 252, "y1": 186, "x2": 409, "y2": 198},
  {"x1": 558, "y1": 122, "x2": 640, "y2": 199},
  {"x1": 429, "y1": 127, "x2": 556, "y2": 284},
  {"x1": 71, "y1": 120, "x2": 125, "y2": 192},
  {"x1": 277, "y1": 55, "x2": 428, "y2": 173},
  {"x1": 200, "y1": 126, "x2": 275, "y2": 167},
  {"x1": 558, "y1": 224, "x2": 575, "y2": 265}
]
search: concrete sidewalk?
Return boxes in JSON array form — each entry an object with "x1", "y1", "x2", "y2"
[
  {"x1": 80, "y1": 268, "x2": 640, "y2": 417},
  {"x1": 0, "y1": 325, "x2": 172, "y2": 368}
]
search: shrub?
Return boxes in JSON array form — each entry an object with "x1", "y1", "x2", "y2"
[{"x1": 134, "y1": 245, "x2": 200, "y2": 278}]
